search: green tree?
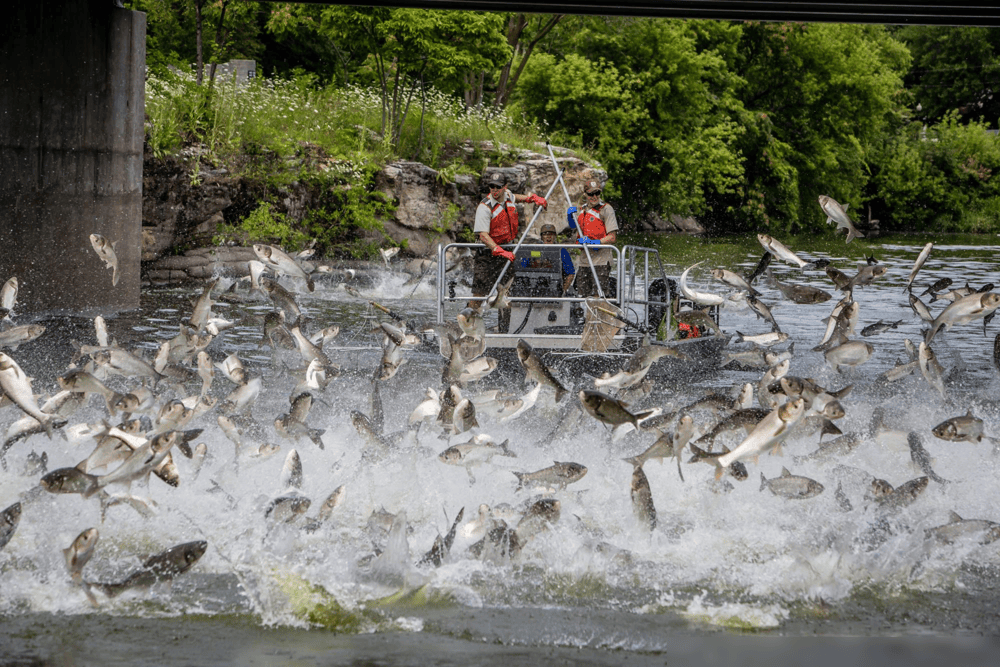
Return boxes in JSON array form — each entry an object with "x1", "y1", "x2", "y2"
[
  {"x1": 869, "y1": 112, "x2": 1000, "y2": 232},
  {"x1": 722, "y1": 22, "x2": 911, "y2": 233},
  {"x1": 897, "y1": 26, "x2": 1000, "y2": 127},
  {"x1": 515, "y1": 18, "x2": 745, "y2": 223},
  {"x1": 317, "y1": 7, "x2": 511, "y2": 146},
  {"x1": 129, "y1": 0, "x2": 264, "y2": 78}
]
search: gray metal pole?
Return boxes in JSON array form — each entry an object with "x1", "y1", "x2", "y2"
[
  {"x1": 544, "y1": 144, "x2": 604, "y2": 300},
  {"x1": 483, "y1": 168, "x2": 565, "y2": 302}
]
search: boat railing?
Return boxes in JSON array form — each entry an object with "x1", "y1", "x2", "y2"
[{"x1": 436, "y1": 242, "x2": 623, "y2": 325}]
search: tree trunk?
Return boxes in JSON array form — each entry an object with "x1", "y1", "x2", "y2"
[
  {"x1": 208, "y1": 0, "x2": 229, "y2": 87},
  {"x1": 195, "y1": 0, "x2": 205, "y2": 85},
  {"x1": 494, "y1": 14, "x2": 527, "y2": 110},
  {"x1": 495, "y1": 14, "x2": 563, "y2": 108}
]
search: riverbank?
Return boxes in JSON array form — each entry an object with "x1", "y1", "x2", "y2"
[{"x1": 140, "y1": 142, "x2": 710, "y2": 284}]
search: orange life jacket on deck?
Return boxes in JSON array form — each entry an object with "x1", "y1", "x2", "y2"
[
  {"x1": 483, "y1": 195, "x2": 519, "y2": 244},
  {"x1": 677, "y1": 322, "x2": 701, "y2": 339},
  {"x1": 578, "y1": 203, "x2": 607, "y2": 241}
]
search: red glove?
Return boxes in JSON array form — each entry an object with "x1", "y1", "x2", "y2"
[
  {"x1": 527, "y1": 194, "x2": 548, "y2": 210},
  {"x1": 492, "y1": 246, "x2": 515, "y2": 262}
]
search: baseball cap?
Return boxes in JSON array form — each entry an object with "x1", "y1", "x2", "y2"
[
  {"x1": 584, "y1": 179, "x2": 602, "y2": 194},
  {"x1": 486, "y1": 172, "x2": 506, "y2": 188},
  {"x1": 539, "y1": 224, "x2": 557, "y2": 234}
]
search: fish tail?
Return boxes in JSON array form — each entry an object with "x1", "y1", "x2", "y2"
[
  {"x1": 846, "y1": 228, "x2": 864, "y2": 243},
  {"x1": 760, "y1": 472, "x2": 767, "y2": 492},
  {"x1": 69, "y1": 340, "x2": 84, "y2": 364},
  {"x1": 622, "y1": 455, "x2": 643, "y2": 468},
  {"x1": 687, "y1": 444, "x2": 720, "y2": 466},
  {"x1": 512, "y1": 471, "x2": 525, "y2": 491},
  {"x1": 498, "y1": 439, "x2": 516, "y2": 458},
  {"x1": 80, "y1": 475, "x2": 101, "y2": 500},
  {"x1": 88, "y1": 580, "x2": 122, "y2": 599},
  {"x1": 555, "y1": 385, "x2": 568, "y2": 403}
]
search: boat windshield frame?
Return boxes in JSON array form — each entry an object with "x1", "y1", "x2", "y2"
[{"x1": 435, "y1": 243, "x2": 679, "y2": 350}]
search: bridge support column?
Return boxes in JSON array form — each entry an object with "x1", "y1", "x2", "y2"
[{"x1": 0, "y1": 1, "x2": 144, "y2": 314}]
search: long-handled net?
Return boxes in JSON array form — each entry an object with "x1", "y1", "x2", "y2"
[{"x1": 580, "y1": 298, "x2": 627, "y2": 352}]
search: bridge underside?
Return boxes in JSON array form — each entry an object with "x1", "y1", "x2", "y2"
[{"x1": 297, "y1": 1, "x2": 1000, "y2": 27}]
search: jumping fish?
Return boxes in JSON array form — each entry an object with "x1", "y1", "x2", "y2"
[
  {"x1": 89, "y1": 234, "x2": 120, "y2": 286},
  {"x1": 758, "y1": 234, "x2": 809, "y2": 269},
  {"x1": 904, "y1": 242, "x2": 934, "y2": 292},
  {"x1": 253, "y1": 244, "x2": 315, "y2": 292},
  {"x1": 818, "y1": 195, "x2": 864, "y2": 243}
]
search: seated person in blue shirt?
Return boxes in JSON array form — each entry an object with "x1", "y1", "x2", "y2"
[{"x1": 518, "y1": 223, "x2": 575, "y2": 296}]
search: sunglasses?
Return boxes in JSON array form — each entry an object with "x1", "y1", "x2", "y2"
[
  {"x1": 489, "y1": 184, "x2": 504, "y2": 190},
  {"x1": 585, "y1": 190, "x2": 601, "y2": 196}
]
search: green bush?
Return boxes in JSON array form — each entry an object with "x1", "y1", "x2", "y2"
[
  {"x1": 869, "y1": 112, "x2": 1000, "y2": 231},
  {"x1": 215, "y1": 202, "x2": 310, "y2": 250}
]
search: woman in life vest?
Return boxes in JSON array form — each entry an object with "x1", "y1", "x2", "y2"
[
  {"x1": 469, "y1": 171, "x2": 547, "y2": 329},
  {"x1": 565, "y1": 179, "x2": 618, "y2": 298}
]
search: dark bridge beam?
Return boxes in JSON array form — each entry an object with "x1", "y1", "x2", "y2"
[
  {"x1": 293, "y1": 1, "x2": 1000, "y2": 27},
  {"x1": 0, "y1": 1, "x2": 144, "y2": 315}
]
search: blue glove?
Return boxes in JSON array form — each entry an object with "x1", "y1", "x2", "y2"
[
  {"x1": 578, "y1": 237, "x2": 600, "y2": 245},
  {"x1": 566, "y1": 206, "x2": 577, "y2": 229}
]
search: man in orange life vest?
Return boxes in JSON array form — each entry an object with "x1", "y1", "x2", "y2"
[
  {"x1": 470, "y1": 171, "x2": 547, "y2": 330},
  {"x1": 566, "y1": 179, "x2": 618, "y2": 298}
]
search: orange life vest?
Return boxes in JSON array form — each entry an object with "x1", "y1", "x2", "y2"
[
  {"x1": 578, "y1": 202, "x2": 607, "y2": 241},
  {"x1": 677, "y1": 322, "x2": 701, "y2": 339},
  {"x1": 483, "y1": 195, "x2": 519, "y2": 244}
]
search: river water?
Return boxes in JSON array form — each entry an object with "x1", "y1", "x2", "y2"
[{"x1": 2, "y1": 235, "x2": 1000, "y2": 665}]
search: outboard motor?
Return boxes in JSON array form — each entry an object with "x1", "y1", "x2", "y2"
[{"x1": 647, "y1": 278, "x2": 676, "y2": 333}]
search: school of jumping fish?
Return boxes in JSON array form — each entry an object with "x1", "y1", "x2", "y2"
[{"x1": 3, "y1": 196, "x2": 1000, "y2": 609}]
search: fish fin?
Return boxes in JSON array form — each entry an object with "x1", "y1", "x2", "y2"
[
  {"x1": 498, "y1": 439, "x2": 516, "y2": 458},
  {"x1": 760, "y1": 472, "x2": 767, "y2": 491},
  {"x1": 948, "y1": 511, "x2": 963, "y2": 523},
  {"x1": 780, "y1": 467, "x2": 792, "y2": 476},
  {"x1": 830, "y1": 384, "x2": 853, "y2": 400},
  {"x1": 623, "y1": 455, "x2": 642, "y2": 468}
]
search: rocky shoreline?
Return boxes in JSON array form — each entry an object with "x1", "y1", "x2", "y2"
[{"x1": 141, "y1": 143, "x2": 704, "y2": 284}]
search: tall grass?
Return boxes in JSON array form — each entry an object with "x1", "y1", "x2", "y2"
[
  {"x1": 145, "y1": 68, "x2": 545, "y2": 174},
  {"x1": 146, "y1": 68, "x2": 549, "y2": 256}
]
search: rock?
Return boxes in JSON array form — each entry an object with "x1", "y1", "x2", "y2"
[
  {"x1": 668, "y1": 215, "x2": 706, "y2": 235},
  {"x1": 140, "y1": 143, "x2": 658, "y2": 283}
]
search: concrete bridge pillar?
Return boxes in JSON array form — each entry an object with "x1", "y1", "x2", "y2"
[{"x1": 0, "y1": 1, "x2": 144, "y2": 314}]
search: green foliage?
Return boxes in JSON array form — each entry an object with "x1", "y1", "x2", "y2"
[
  {"x1": 137, "y1": 5, "x2": 1000, "y2": 240},
  {"x1": 718, "y1": 22, "x2": 911, "y2": 234},
  {"x1": 303, "y1": 176, "x2": 396, "y2": 256},
  {"x1": 868, "y1": 113, "x2": 1000, "y2": 232},
  {"x1": 317, "y1": 7, "x2": 511, "y2": 146},
  {"x1": 215, "y1": 201, "x2": 310, "y2": 249},
  {"x1": 430, "y1": 203, "x2": 461, "y2": 234},
  {"x1": 897, "y1": 26, "x2": 1000, "y2": 126},
  {"x1": 128, "y1": 0, "x2": 266, "y2": 77},
  {"x1": 516, "y1": 19, "x2": 746, "y2": 222}
]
